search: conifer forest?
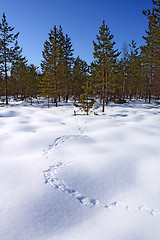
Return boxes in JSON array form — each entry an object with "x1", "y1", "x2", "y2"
[
  {"x1": 0, "y1": 0, "x2": 159, "y2": 111},
  {"x1": 1, "y1": 1, "x2": 160, "y2": 239}
]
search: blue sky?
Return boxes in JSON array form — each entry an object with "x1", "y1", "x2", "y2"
[{"x1": 1, "y1": 0, "x2": 153, "y2": 67}]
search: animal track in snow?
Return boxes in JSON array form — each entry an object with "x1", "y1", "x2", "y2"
[
  {"x1": 43, "y1": 161, "x2": 100, "y2": 207},
  {"x1": 74, "y1": 115, "x2": 85, "y2": 134},
  {"x1": 43, "y1": 135, "x2": 89, "y2": 156},
  {"x1": 43, "y1": 160, "x2": 160, "y2": 217}
]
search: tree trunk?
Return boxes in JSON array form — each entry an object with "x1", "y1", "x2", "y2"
[
  {"x1": 148, "y1": 67, "x2": 152, "y2": 103},
  {"x1": 122, "y1": 79, "x2": 125, "y2": 101},
  {"x1": 66, "y1": 94, "x2": 69, "y2": 103},
  {"x1": 48, "y1": 96, "x2": 49, "y2": 108},
  {"x1": 102, "y1": 98, "x2": 105, "y2": 112},
  {"x1": 4, "y1": 49, "x2": 8, "y2": 105},
  {"x1": 55, "y1": 98, "x2": 58, "y2": 107},
  {"x1": 129, "y1": 93, "x2": 132, "y2": 101},
  {"x1": 102, "y1": 55, "x2": 105, "y2": 112}
]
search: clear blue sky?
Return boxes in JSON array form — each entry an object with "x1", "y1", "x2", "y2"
[{"x1": 1, "y1": 0, "x2": 153, "y2": 67}]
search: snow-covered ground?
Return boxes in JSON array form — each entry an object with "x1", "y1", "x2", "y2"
[{"x1": 0, "y1": 99, "x2": 160, "y2": 240}]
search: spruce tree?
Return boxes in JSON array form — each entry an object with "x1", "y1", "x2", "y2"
[
  {"x1": 0, "y1": 13, "x2": 21, "y2": 104},
  {"x1": 93, "y1": 20, "x2": 120, "y2": 112}
]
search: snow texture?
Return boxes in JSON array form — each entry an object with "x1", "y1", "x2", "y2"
[{"x1": 0, "y1": 99, "x2": 160, "y2": 240}]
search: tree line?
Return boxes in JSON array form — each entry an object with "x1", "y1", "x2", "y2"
[{"x1": 0, "y1": 0, "x2": 159, "y2": 111}]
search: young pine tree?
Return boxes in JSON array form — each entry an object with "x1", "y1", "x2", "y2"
[{"x1": 74, "y1": 79, "x2": 96, "y2": 115}]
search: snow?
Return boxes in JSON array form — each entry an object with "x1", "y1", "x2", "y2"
[{"x1": 0, "y1": 99, "x2": 160, "y2": 240}]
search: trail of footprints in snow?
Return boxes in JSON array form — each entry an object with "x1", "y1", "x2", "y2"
[
  {"x1": 43, "y1": 134, "x2": 88, "y2": 156},
  {"x1": 43, "y1": 119, "x2": 160, "y2": 217},
  {"x1": 43, "y1": 160, "x2": 160, "y2": 217},
  {"x1": 43, "y1": 115, "x2": 85, "y2": 155}
]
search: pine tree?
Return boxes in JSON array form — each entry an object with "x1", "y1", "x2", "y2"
[
  {"x1": 26, "y1": 64, "x2": 39, "y2": 103},
  {"x1": 74, "y1": 79, "x2": 96, "y2": 115},
  {"x1": 108, "y1": 61, "x2": 124, "y2": 103},
  {"x1": 10, "y1": 44, "x2": 27, "y2": 99},
  {"x1": 72, "y1": 56, "x2": 88, "y2": 100},
  {"x1": 141, "y1": 0, "x2": 160, "y2": 102},
  {"x1": 0, "y1": 71, "x2": 4, "y2": 97},
  {"x1": 127, "y1": 40, "x2": 141, "y2": 100},
  {"x1": 63, "y1": 34, "x2": 74, "y2": 102},
  {"x1": 10, "y1": 57, "x2": 28, "y2": 99},
  {"x1": 0, "y1": 13, "x2": 21, "y2": 104},
  {"x1": 90, "y1": 61, "x2": 102, "y2": 98},
  {"x1": 57, "y1": 25, "x2": 66, "y2": 101},
  {"x1": 56, "y1": 26, "x2": 74, "y2": 102},
  {"x1": 93, "y1": 20, "x2": 120, "y2": 112},
  {"x1": 40, "y1": 25, "x2": 74, "y2": 106},
  {"x1": 40, "y1": 25, "x2": 59, "y2": 107},
  {"x1": 120, "y1": 42, "x2": 129, "y2": 101},
  {"x1": 39, "y1": 72, "x2": 54, "y2": 107}
]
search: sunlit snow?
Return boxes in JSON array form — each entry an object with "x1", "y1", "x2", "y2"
[{"x1": 0, "y1": 99, "x2": 160, "y2": 240}]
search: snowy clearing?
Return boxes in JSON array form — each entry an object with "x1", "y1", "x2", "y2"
[{"x1": 0, "y1": 100, "x2": 160, "y2": 240}]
